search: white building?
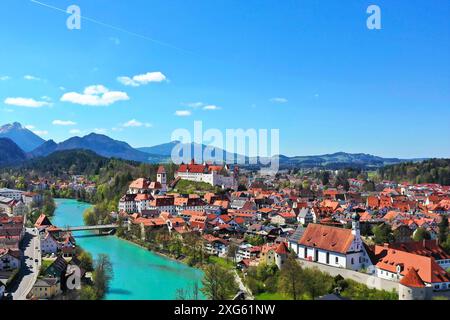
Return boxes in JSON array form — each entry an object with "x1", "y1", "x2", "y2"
[
  {"x1": 40, "y1": 232, "x2": 59, "y2": 255},
  {"x1": 289, "y1": 213, "x2": 372, "y2": 271},
  {"x1": 175, "y1": 160, "x2": 237, "y2": 190}
]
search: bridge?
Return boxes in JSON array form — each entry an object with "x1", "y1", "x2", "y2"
[{"x1": 61, "y1": 224, "x2": 118, "y2": 234}]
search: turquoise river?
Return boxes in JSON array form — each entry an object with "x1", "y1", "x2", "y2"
[{"x1": 51, "y1": 198, "x2": 204, "y2": 300}]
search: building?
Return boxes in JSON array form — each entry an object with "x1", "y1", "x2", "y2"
[
  {"x1": 398, "y1": 267, "x2": 428, "y2": 300},
  {"x1": 202, "y1": 234, "x2": 229, "y2": 257},
  {"x1": 0, "y1": 248, "x2": 21, "y2": 271},
  {"x1": 31, "y1": 278, "x2": 62, "y2": 299},
  {"x1": 374, "y1": 244, "x2": 450, "y2": 291},
  {"x1": 156, "y1": 165, "x2": 168, "y2": 193},
  {"x1": 175, "y1": 160, "x2": 237, "y2": 189},
  {"x1": 118, "y1": 194, "x2": 137, "y2": 214},
  {"x1": 297, "y1": 208, "x2": 315, "y2": 225},
  {"x1": 289, "y1": 213, "x2": 372, "y2": 271},
  {"x1": 260, "y1": 242, "x2": 289, "y2": 269}
]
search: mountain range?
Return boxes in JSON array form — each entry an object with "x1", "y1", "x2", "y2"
[
  {"x1": 0, "y1": 122, "x2": 45, "y2": 152},
  {"x1": 0, "y1": 122, "x2": 429, "y2": 169}
]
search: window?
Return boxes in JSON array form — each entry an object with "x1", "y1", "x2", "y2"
[
  {"x1": 351, "y1": 258, "x2": 354, "y2": 265},
  {"x1": 335, "y1": 257, "x2": 339, "y2": 264}
]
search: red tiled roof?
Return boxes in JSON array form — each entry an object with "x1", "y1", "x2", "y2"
[
  {"x1": 298, "y1": 224, "x2": 354, "y2": 254},
  {"x1": 374, "y1": 246, "x2": 450, "y2": 284},
  {"x1": 157, "y1": 166, "x2": 166, "y2": 174},
  {"x1": 275, "y1": 242, "x2": 289, "y2": 255},
  {"x1": 400, "y1": 268, "x2": 426, "y2": 288}
]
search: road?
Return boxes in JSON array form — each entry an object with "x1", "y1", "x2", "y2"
[
  {"x1": 234, "y1": 271, "x2": 254, "y2": 300},
  {"x1": 8, "y1": 228, "x2": 41, "y2": 300}
]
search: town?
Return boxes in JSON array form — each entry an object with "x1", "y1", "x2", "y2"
[{"x1": 1, "y1": 158, "x2": 449, "y2": 300}]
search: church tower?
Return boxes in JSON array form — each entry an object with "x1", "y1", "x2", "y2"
[
  {"x1": 157, "y1": 166, "x2": 167, "y2": 192},
  {"x1": 351, "y1": 212, "x2": 360, "y2": 237}
]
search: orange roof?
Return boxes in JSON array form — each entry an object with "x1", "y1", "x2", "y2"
[
  {"x1": 275, "y1": 242, "x2": 289, "y2": 255},
  {"x1": 374, "y1": 246, "x2": 450, "y2": 284},
  {"x1": 35, "y1": 214, "x2": 52, "y2": 227},
  {"x1": 298, "y1": 224, "x2": 354, "y2": 254},
  {"x1": 399, "y1": 268, "x2": 426, "y2": 288},
  {"x1": 129, "y1": 178, "x2": 149, "y2": 189}
]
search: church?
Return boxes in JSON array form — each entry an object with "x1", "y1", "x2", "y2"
[{"x1": 289, "y1": 213, "x2": 373, "y2": 271}]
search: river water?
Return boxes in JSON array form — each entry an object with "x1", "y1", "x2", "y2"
[{"x1": 51, "y1": 198, "x2": 204, "y2": 300}]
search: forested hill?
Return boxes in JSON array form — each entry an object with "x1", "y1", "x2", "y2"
[
  {"x1": 0, "y1": 149, "x2": 178, "y2": 208},
  {"x1": 378, "y1": 159, "x2": 450, "y2": 185}
]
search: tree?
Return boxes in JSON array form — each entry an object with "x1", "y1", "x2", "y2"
[
  {"x1": 201, "y1": 264, "x2": 238, "y2": 300},
  {"x1": 79, "y1": 285, "x2": 97, "y2": 300},
  {"x1": 92, "y1": 254, "x2": 114, "y2": 299},
  {"x1": 277, "y1": 256, "x2": 303, "y2": 300},
  {"x1": 438, "y1": 217, "x2": 449, "y2": 243},
  {"x1": 413, "y1": 227, "x2": 431, "y2": 241},
  {"x1": 227, "y1": 244, "x2": 238, "y2": 263},
  {"x1": 301, "y1": 267, "x2": 333, "y2": 299},
  {"x1": 372, "y1": 223, "x2": 393, "y2": 244},
  {"x1": 78, "y1": 250, "x2": 94, "y2": 272}
]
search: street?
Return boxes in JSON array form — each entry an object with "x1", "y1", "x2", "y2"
[{"x1": 7, "y1": 228, "x2": 41, "y2": 300}]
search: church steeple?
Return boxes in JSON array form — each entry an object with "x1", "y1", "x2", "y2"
[{"x1": 351, "y1": 212, "x2": 360, "y2": 237}]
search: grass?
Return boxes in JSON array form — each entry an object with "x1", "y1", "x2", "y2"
[
  {"x1": 208, "y1": 256, "x2": 235, "y2": 270},
  {"x1": 39, "y1": 258, "x2": 54, "y2": 275},
  {"x1": 255, "y1": 292, "x2": 292, "y2": 300},
  {"x1": 173, "y1": 180, "x2": 219, "y2": 194}
]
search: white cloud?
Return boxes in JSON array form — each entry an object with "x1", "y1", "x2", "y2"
[
  {"x1": 59, "y1": 86, "x2": 66, "y2": 91},
  {"x1": 41, "y1": 96, "x2": 52, "y2": 101},
  {"x1": 0, "y1": 76, "x2": 10, "y2": 81},
  {"x1": 270, "y1": 97, "x2": 288, "y2": 104},
  {"x1": 25, "y1": 125, "x2": 35, "y2": 130},
  {"x1": 69, "y1": 129, "x2": 82, "y2": 135},
  {"x1": 52, "y1": 120, "x2": 77, "y2": 126},
  {"x1": 117, "y1": 72, "x2": 167, "y2": 87},
  {"x1": 4, "y1": 97, "x2": 51, "y2": 108},
  {"x1": 60, "y1": 85, "x2": 129, "y2": 106},
  {"x1": 33, "y1": 130, "x2": 48, "y2": 136},
  {"x1": 183, "y1": 102, "x2": 204, "y2": 108},
  {"x1": 203, "y1": 105, "x2": 221, "y2": 111},
  {"x1": 24, "y1": 75, "x2": 41, "y2": 81},
  {"x1": 122, "y1": 119, "x2": 152, "y2": 128},
  {"x1": 175, "y1": 110, "x2": 191, "y2": 117},
  {"x1": 94, "y1": 128, "x2": 108, "y2": 134}
]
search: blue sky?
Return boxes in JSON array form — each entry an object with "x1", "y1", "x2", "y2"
[{"x1": 0, "y1": 0, "x2": 449, "y2": 158}]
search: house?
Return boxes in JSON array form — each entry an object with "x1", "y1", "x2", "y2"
[
  {"x1": 270, "y1": 212, "x2": 296, "y2": 225},
  {"x1": 118, "y1": 194, "x2": 137, "y2": 213},
  {"x1": 31, "y1": 278, "x2": 61, "y2": 299},
  {"x1": 0, "y1": 248, "x2": 21, "y2": 271},
  {"x1": 35, "y1": 214, "x2": 52, "y2": 229},
  {"x1": 260, "y1": 242, "x2": 289, "y2": 269},
  {"x1": 289, "y1": 214, "x2": 372, "y2": 271},
  {"x1": 386, "y1": 240, "x2": 450, "y2": 270},
  {"x1": 374, "y1": 245, "x2": 450, "y2": 291},
  {"x1": 235, "y1": 244, "x2": 261, "y2": 262},
  {"x1": 202, "y1": 234, "x2": 229, "y2": 257},
  {"x1": 297, "y1": 208, "x2": 315, "y2": 225},
  {"x1": 40, "y1": 231, "x2": 59, "y2": 255}
]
